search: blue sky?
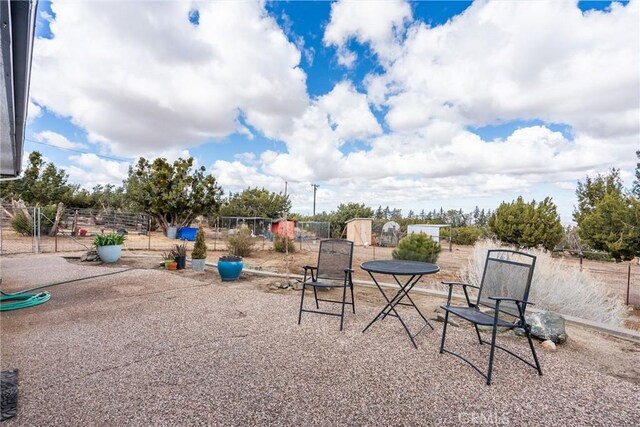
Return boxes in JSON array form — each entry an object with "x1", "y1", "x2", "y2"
[{"x1": 25, "y1": 1, "x2": 639, "y2": 222}]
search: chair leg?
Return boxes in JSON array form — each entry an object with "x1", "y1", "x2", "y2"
[
  {"x1": 313, "y1": 286, "x2": 320, "y2": 309},
  {"x1": 473, "y1": 324, "x2": 483, "y2": 345},
  {"x1": 486, "y1": 323, "x2": 499, "y2": 385},
  {"x1": 439, "y1": 310, "x2": 450, "y2": 354},
  {"x1": 525, "y1": 325, "x2": 543, "y2": 376},
  {"x1": 298, "y1": 283, "x2": 306, "y2": 325},
  {"x1": 350, "y1": 282, "x2": 356, "y2": 313},
  {"x1": 339, "y1": 285, "x2": 347, "y2": 331}
]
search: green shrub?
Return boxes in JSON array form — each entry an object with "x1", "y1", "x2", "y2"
[
  {"x1": 392, "y1": 232, "x2": 441, "y2": 263},
  {"x1": 94, "y1": 232, "x2": 126, "y2": 246},
  {"x1": 191, "y1": 225, "x2": 208, "y2": 259},
  {"x1": 273, "y1": 233, "x2": 296, "y2": 253},
  {"x1": 441, "y1": 226, "x2": 488, "y2": 246},
  {"x1": 10, "y1": 211, "x2": 33, "y2": 236},
  {"x1": 227, "y1": 225, "x2": 255, "y2": 257},
  {"x1": 39, "y1": 205, "x2": 59, "y2": 235},
  {"x1": 581, "y1": 251, "x2": 614, "y2": 262}
]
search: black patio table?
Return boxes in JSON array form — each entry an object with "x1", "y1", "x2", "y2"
[{"x1": 361, "y1": 260, "x2": 440, "y2": 348}]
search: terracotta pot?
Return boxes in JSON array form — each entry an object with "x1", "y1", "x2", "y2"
[{"x1": 167, "y1": 261, "x2": 178, "y2": 271}]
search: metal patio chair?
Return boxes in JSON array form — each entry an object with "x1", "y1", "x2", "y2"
[
  {"x1": 439, "y1": 249, "x2": 542, "y2": 385},
  {"x1": 298, "y1": 239, "x2": 355, "y2": 331}
]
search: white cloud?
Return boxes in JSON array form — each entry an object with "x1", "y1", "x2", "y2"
[
  {"x1": 259, "y1": 81, "x2": 382, "y2": 181},
  {"x1": 33, "y1": 131, "x2": 87, "y2": 150},
  {"x1": 376, "y1": 0, "x2": 639, "y2": 141},
  {"x1": 27, "y1": 101, "x2": 42, "y2": 123},
  {"x1": 31, "y1": 0, "x2": 308, "y2": 158},
  {"x1": 65, "y1": 154, "x2": 130, "y2": 189},
  {"x1": 324, "y1": 0, "x2": 412, "y2": 66}
]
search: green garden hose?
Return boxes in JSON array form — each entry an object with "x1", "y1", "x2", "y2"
[
  {"x1": 0, "y1": 292, "x2": 51, "y2": 311},
  {"x1": 0, "y1": 268, "x2": 135, "y2": 312}
]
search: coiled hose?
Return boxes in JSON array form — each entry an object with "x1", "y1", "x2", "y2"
[
  {"x1": 0, "y1": 292, "x2": 51, "y2": 311},
  {"x1": 0, "y1": 268, "x2": 134, "y2": 312}
]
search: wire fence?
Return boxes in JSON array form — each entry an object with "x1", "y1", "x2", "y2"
[{"x1": 1, "y1": 201, "x2": 637, "y2": 308}]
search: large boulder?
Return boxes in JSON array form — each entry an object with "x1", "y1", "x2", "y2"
[{"x1": 515, "y1": 311, "x2": 568, "y2": 344}]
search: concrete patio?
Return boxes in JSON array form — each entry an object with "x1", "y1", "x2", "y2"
[{"x1": 1, "y1": 255, "x2": 639, "y2": 426}]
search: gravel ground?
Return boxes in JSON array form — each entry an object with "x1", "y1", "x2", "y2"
[{"x1": 1, "y1": 255, "x2": 639, "y2": 426}]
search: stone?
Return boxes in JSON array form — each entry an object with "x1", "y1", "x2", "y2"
[
  {"x1": 541, "y1": 340, "x2": 557, "y2": 351},
  {"x1": 291, "y1": 280, "x2": 303, "y2": 290},
  {"x1": 80, "y1": 250, "x2": 99, "y2": 262},
  {"x1": 514, "y1": 311, "x2": 568, "y2": 344}
]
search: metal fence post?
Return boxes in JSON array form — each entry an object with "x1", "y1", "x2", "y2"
[{"x1": 627, "y1": 263, "x2": 631, "y2": 306}]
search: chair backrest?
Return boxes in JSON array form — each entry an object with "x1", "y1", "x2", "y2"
[
  {"x1": 476, "y1": 250, "x2": 536, "y2": 317},
  {"x1": 316, "y1": 239, "x2": 354, "y2": 281}
]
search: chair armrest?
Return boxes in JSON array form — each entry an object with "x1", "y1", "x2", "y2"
[
  {"x1": 344, "y1": 268, "x2": 354, "y2": 273},
  {"x1": 487, "y1": 296, "x2": 533, "y2": 305},
  {"x1": 441, "y1": 281, "x2": 480, "y2": 290},
  {"x1": 441, "y1": 282, "x2": 478, "y2": 306},
  {"x1": 303, "y1": 265, "x2": 317, "y2": 271}
]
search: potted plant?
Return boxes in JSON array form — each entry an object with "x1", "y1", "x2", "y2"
[
  {"x1": 94, "y1": 232, "x2": 126, "y2": 263},
  {"x1": 217, "y1": 255, "x2": 243, "y2": 281},
  {"x1": 161, "y1": 251, "x2": 177, "y2": 270},
  {"x1": 191, "y1": 225, "x2": 207, "y2": 272},
  {"x1": 171, "y1": 242, "x2": 188, "y2": 270}
]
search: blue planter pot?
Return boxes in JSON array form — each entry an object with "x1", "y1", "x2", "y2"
[
  {"x1": 218, "y1": 258, "x2": 243, "y2": 281},
  {"x1": 96, "y1": 244, "x2": 122, "y2": 263}
]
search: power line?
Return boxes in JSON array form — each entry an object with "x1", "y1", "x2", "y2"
[{"x1": 25, "y1": 138, "x2": 132, "y2": 162}]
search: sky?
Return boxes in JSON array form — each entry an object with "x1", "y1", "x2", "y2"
[{"x1": 24, "y1": 0, "x2": 640, "y2": 223}]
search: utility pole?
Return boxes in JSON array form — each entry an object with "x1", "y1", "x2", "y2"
[{"x1": 311, "y1": 183, "x2": 319, "y2": 217}]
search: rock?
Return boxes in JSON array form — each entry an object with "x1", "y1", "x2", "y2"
[
  {"x1": 435, "y1": 312, "x2": 460, "y2": 327},
  {"x1": 514, "y1": 311, "x2": 568, "y2": 344},
  {"x1": 541, "y1": 340, "x2": 557, "y2": 351},
  {"x1": 291, "y1": 280, "x2": 303, "y2": 290},
  {"x1": 80, "y1": 250, "x2": 99, "y2": 262}
]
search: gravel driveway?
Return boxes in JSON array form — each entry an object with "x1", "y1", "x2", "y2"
[{"x1": 1, "y1": 256, "x2": 639, "y2": 426}]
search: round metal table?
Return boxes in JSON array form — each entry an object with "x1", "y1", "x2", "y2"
[{"x1": 361, "y1": 260, "x2": 440, "y2": 348}]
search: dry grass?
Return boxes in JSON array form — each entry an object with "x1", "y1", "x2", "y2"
[{"x1": 465, "y1": 240, "x2": 628, "y2": 325}]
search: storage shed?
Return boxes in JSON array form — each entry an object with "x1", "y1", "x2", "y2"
[
  {"x1": 406, "y1": 224, "x2": 452, "y2": 251},
  {"x1": 271, "y1": 219, "x2": 296, "y2": 239},
  {"x1": 345, "y1": 218, "x2": 372, "y2": 246}
]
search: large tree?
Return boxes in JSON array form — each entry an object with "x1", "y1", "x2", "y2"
[
  {"x1": 0, "y1": 151, "x2": 77, "y2": 206},
  {"x1": 573, "y1": 168, "x2": 623, "y2": 224},
  {"x1": 124, "y1": 157, "x2": 222, "y2": 232},
  {"x1": 489, "y1": 196, "x2": 563, "y2": 251},
  {"x1": 218, "y1": 187, "x2": 290, "y2": 218},
  {"x1": 633, "y1": 150, "x2": 640, "y2": 198},
  {"x1": 574, "y1": 167, "x2": 640, "y2": 261}
]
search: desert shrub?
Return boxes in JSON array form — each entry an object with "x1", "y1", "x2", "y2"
[
  {"x1": 273, "y1": 233, "x2": 296, "y2": 253},
  {"x1": 11, "y1": 211, "x2": 33, "y2": 236},
  {"x1": 227, "y1": 225, "x2": 255, "y2": 257},
  {"x1": 464, "y1": 239, "x2": 626, "y2": 325},
  {"x1": 393, "y1": 232, "x2": 441, "y2": 263},
  {"x1": 441, "y1": 226, "x2": 488, "y2": 246}
]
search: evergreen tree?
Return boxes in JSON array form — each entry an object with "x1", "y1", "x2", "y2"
[{"x1": 489, "y1": 196, "x2": 563, "y2": 250}]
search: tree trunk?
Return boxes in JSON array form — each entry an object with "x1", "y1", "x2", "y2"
[
  {"x1": 13, "y1": 199, "x2": 32, "y2": 223},
  {"x1": 49, "y1": 202, "x2": 65, "y2": 237},
  {"x1": 1, "y1": 203, "x2": 14, "y2": 219}
]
